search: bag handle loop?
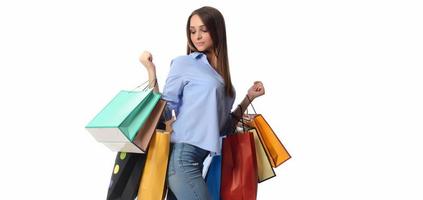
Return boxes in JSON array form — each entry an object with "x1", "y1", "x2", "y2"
[{"x1": 132, "y1": 79, "x2": 158, "y2": 91}]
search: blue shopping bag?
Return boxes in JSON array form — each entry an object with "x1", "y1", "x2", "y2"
[{"x1": 205, "y1": 155, "x2": 222, "y2": 200}]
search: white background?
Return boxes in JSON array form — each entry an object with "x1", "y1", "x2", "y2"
[{"x1": 1, "y1": 0, "x2": 422, "y2": 199}]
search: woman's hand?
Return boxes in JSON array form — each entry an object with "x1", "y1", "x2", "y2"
[
  {"x1": 247, "y1": 81, "x2": 265, "y2": 101},
  {"x1": 139, "y1": 51, "x2": 155, "y2": 72}
]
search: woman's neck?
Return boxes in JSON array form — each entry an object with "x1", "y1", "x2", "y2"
[{"x1": 206, "y1": 51, "x2": 217, "y2": 69}]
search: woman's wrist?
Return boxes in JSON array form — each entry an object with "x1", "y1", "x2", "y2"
[
  {"x1": 146, "y1": 63, "x2": 156, "y2": 72},
  {"x1": 148, "y1": 70, "x2": 156, "y2": 78},
  {"x1": 246, "y1": 94, "x2": 255, "y2": 102}
]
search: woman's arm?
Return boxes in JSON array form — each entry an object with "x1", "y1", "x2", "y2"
[
  {"x1": 232, "y1": 81, "x2": 265, "y2": 121},
  {"x1": 222, "y1": 81, "x2": 265, "y2": 135},
  {"x1": 139, "y1": 51, "x2": 160, "y2": 93},
  {"x1": 139, "y1": 51, "x2": 186, "y2": 122}
]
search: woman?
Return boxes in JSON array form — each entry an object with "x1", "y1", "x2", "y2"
[{"x1": 139, "y1": 6, "x2": 265, "y2": 200}]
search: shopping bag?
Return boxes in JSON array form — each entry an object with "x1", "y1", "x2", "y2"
[
  {"x1": 244, "y1": 98, "x2": 291, "y2": 168},
  {"x1": 137, "y1": 111, "x2": 175, "y2": 200},
  {"x1": 86, "y1": 88, "x2": 161, "y2": 153},
  {"x1": 132, "y1": 99, "x2": 166, "y2": 152},
  {"x1": 106, "y1": 119, "x2": 168, "y2": 200},
  {"x1": 221, "y1": 129, "x2": 258, "y2": 200},
  {"x1": 245, "y1": 114, "x2": 291, "y2": 168},
  {"x1": 106, "y1": 152, "x2": 147, "y2": 200},
  {"x1": 205, "y1": 155, "x2": 222, "y2": 200},
  {"x1": 250, "y1": 128, "x2": 276, "y2": 182},
  {"x1": 103, "y1": 97, "x2": 165, "y2": 154},
  {"x1": 137, "y1": 129, "x2": 170, "y2": 200}
]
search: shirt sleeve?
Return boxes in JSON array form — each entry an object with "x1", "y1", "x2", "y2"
[
  {"x1": 220, "y1": 88, "x2": 237, "y2": 136},
  {"x1": 161, "y1": 58, "x2": 187, "y2": 121},
  {"x1": 220, "y1": 112, "x2": 237, "y2": 136}
]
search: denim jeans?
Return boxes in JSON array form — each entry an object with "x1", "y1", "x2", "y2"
[{"x1": 166, "y1": 143, "x2": 211, "y2": 200}]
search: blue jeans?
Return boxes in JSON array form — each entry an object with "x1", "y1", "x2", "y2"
[{"x1": 167, "y1": 143, "x2": 211, "y2": 200}]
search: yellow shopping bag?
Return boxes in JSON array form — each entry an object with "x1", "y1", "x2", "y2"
[
  {"x1": 250, "y1": 128, "x2": 276, "y2": 182},
  {"x1": 137, "y1": 129, "x2": 170, "y2": 200}
]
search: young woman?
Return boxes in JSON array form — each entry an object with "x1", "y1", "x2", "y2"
[{"x1": 139, "y1": 6, "x2": 265, "y2": 200}]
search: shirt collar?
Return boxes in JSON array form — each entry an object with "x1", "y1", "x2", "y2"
[
  {"x1": 189, "y1": 51, "x2": 224, "y2": 84},
  {"x1": 189, "y1": 51, "x2": 206, "y2": 59}
]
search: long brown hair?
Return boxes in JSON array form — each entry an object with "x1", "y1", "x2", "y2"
[{"x1": 186, "y1": 6, "x2": 234, "y2": 97}]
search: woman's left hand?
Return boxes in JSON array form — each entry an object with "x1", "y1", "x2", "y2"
[{"x1": 247, "y1": 81, "x2": 265, "y2": 100}]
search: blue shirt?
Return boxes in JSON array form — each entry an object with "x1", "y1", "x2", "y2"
[{"x1": 161, "y1": 52, "x2": 236, "y2": 154}]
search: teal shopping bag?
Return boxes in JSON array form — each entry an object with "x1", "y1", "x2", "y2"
[{"x1": 86, "y1": 89, "x2": 161, "y2": 153}]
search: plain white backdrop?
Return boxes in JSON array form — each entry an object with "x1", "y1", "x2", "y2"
[{"x1": 1, "y1": 0, "x2": 422, "y2": 199}]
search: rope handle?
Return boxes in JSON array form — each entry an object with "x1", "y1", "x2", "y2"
[
  {"x1": 131, "y1": 79, "x2": 158, "y2": 91},
  {"x1": 246, "y1": 95, "x2": 257, "y2": 114}
]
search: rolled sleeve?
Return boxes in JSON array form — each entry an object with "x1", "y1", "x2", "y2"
[{"x1": 162, "y1": 59, "x2": 187, "y2": 121}]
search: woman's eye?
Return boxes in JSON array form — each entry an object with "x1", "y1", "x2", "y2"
[{"x1": 190, "y1": 31, "x2": 196, "y2": 34}]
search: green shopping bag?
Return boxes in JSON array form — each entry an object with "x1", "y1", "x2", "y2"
[{"x1": 86, "y1": 88, "x2": 161, "y2": 153}]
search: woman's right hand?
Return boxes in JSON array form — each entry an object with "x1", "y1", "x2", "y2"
[{"x1": 139, "y1": 51, "x2": 155, "y2": 72}]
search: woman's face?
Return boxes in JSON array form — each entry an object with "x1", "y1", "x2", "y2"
[{"x1": 189, "y1": 14, "x2": 213, "y2": 52}]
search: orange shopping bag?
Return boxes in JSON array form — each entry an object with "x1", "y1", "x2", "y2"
[{"x1": 245, "y1": 99, "x2": 291, "y2": 168}]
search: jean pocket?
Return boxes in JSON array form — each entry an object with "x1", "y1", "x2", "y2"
[{"x1": 180, "y1": 144, "x2": 207, "y2": 176}]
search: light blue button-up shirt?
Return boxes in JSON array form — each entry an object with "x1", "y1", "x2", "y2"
[{"x1": 161, "y1": 52, "x2": 236, "y2": 154}]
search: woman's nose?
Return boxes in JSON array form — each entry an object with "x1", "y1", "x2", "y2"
[{"x1": 196, "y1": 32, "x2": 202, "y2": 40}]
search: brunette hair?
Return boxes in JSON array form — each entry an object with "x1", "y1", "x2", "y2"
[{"x1": 186, "y1": 6, "x2": 234, "y2": 97}]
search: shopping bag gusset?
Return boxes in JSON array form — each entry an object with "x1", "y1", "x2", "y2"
[{"x1": 86, "y1": 84, "x2": 161, "y2": 153}]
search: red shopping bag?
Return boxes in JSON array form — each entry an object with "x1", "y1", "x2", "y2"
[{"x1": 221, "y1": 129, "x2": 258, "y2": 200}]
